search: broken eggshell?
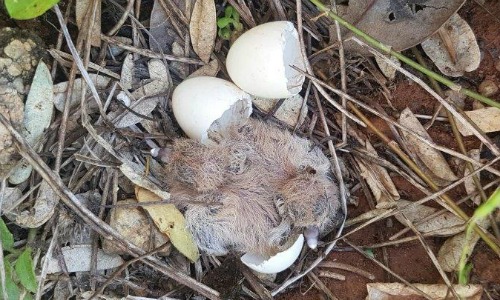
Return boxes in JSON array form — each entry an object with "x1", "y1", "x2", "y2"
[
  {"x1": 172, "y1": 76, "x2": 252, "y2": 142},
  {"x1": 226, "y1": 21, "x2": 306, "y2": 99},
  {"x1": 241, "y1": 234, "x2": 304, "y2": 274}
]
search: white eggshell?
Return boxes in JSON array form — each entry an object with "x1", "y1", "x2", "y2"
[
  {"x1": 226, "y1": 21, "x2": 306, "y2": 99},
  {"x1": 172, "y1": 76, "x2": 252, "y2": 141},
  {"x1": 241, "y1": 234, "x2": 304, "y2": 274}
]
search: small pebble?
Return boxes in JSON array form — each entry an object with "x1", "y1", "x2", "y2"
[
  {"x1": 495, "y1": 59, "x2": 500, "y2": 72},
  {"x1": 478, "y1": 79, "x2": 499, "y2": 97}
]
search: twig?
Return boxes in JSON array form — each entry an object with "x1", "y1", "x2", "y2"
[
  {"x1": 319, "y1": 261, "x2": 375, "y2": 280},
  {"x1": 0, "y1": 113, "x2": 221, "y2": 300},
  {"x1": 308, "y1": 0, "x2": 500, "y2": 109},
  {"x1": 343, "y1": 239, "x2": 433, "y2": 300},
  {"x1": 307, "y1": 272, "x2": 339, "y2": 300},
  {"x1": 0, "y1": 178, "x2": 8, "y2": 300}
]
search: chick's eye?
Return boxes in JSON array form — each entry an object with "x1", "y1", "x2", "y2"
[{"x1": 305, "y1": 166, "x2": 316, "y2": 174}]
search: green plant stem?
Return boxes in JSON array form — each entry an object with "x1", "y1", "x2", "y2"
[
  {"x1": 346, "y1": 102, "x2": 500, "y2": 256},
  {"x1": 412, "y1": 48, "x2": 500, "y2": 239},
  {"x1": 309, "y1": 0, "x2": 500, "y2": 110}
]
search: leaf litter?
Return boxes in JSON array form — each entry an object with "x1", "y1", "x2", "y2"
[{"x1": 1, "y1": 0, "x2": 499, "y2": 299}]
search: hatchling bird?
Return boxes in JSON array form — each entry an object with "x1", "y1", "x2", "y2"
[{"x1": 153, "y1": 117, "x2": 342, "y2": 257}]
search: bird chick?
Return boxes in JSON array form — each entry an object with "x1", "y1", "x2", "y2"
[{"x1": 155, "y1": 119, "x2": 342, "y2": 257}]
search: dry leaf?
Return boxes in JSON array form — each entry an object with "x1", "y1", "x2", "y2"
[
  {"x1": 6, "y1": 181, "x2": 59, "y2": 228},
  {"x1": 345, "y1": 208, "x2": 390, "y2": 227},
  {"x1": 374, "y1": 54, "x2": 400, "y2": 80},
  {"x1": 189, "y1": 0, "x2": 216, "y2": 63},
  {"x1": 366, "y1": 282, "x2": 482, "y2": 300},
  {"x1": 75, "y1": 0, "x2": 101, "y2": 47},
  {"x1": 396, "y1": 200, "x2": 465, "y2": 236},
  {"x1": 463, "y1": 149, "x2": 481, "y2": 205},
  {"x1": 112, "y1": 59, "x2": 170, "y2": 128},
  {"x1": 252, "y1": 94, "x2": 308, "y2": 127},
  {"x1": 438, "y1": 218, "x2": 490, "y2": 272},
  {"x1": 135, "y1": 187, "x2": 200, "y2": 262},
  {"x1": 399, "y1": 108, "x2": 458, "y2": 185},
  {"x1": 421, "y1": 14, "x2": 480, "y2": 77},
  {"x1": 119, "y1": 161, "x2": 170, "y2": 200},
  {"x1": 355, "y1": 140, "x2": 400, "y2": 209},
  {"x1": 103, "y1": 199, "x2": 170, "y2": 255},
  {"x1": 455, "y1": 107, "x2": 500, "y2": 136},
  {"x1": 46, "y1": 244, "x2": 123, "y2": 274},
  {"x1": 53, "y1": 75, "x2": 111, "y2": 111},
  {"x1": 188, "y1": 59, "x2": 220, "y2": 78},
  {"x1": 120, "y1": 53, "x2": 134, "y2": 90},
  {"x1": 1, "y1": 187, "x2": 22, "y2": 213},
  {"x1": 336, "y1": 0, "x2": 465, "y2": 54},
  {"x1": 9, "y1": 62, "x2": 54, "y2": 184}
]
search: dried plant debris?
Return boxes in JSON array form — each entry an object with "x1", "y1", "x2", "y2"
[
  {"x1": 252, "y1": 94, "x2": 308, "y2": 127},
  {"x1": 9, "y1": 61, "x2": 54, "y2": 184},
  {"x1": 421, "y1": 13, "x2": 480, "y2": 77},
  {"x1": 366, "y1": 282, "x2": 482, "y2": 300},
  {"x1": 188, "y1": 59, "x2": 220, "y2": 78},
  {"x1": 455, "y1": 107, "x2": 500, "y2": 136},
  {"x1": 135, "y1": 187, "x2": 200, "y2": 262},
  {"x1": 336, "y1": 0, "x2": 465, "y2": 54},
  {"x1": 0, "y1": 86, "x2": 24, "y2": 178},
  {"x1": 354, "y1": 139, "x2": 400, "y2": 208},
  {"x1": 103, "y1": 199, "x2": 170, "y2": 255},
  {"x1": 463, "y1": 149, "x2": 481, "y2": 205},
  {"x1": 189, "y1": 0, "x2": 217, "y2": 63},
  {"x1": 53, "y1": 74, "x2": 111, "y2": 111},
  {"x1": 75, "y1": 0, "x2": 101, "y2": 47},
  {"x1": 46, "y1": 244, "x2": 124, "y2": 274},
  {"x1": 374, "y1": 54, "x2": 400, "y2": 80},
  {"x1": 396, "y1": 200, "x2": 465, "y2": 236},
  {"x1": 5, "y1": 180, "x2": 58, "y2": 228},
  {"x1": 437, "y1": 218, "x2": 492, "y2": 272},
  {"x1": 398, "y1": 108, "x2": 458, "y2": 185}
]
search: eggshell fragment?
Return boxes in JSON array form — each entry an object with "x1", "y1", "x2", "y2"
[
  {"x1": 172, "y1": 76, "x2": 252, "y2": 141},
  {"x1": 226, "y1": 21, "x2": 306, "y2": 99},
  {"x1": 241, "y1": 234, "x2": 304, "y2": 274}
]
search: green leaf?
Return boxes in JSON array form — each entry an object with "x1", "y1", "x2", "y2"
[
  {"x1": 0, "y1": 258, "x2": 21, "y2": 300},
  {"x1": 14, "y1": 248, "x2": 37, "y2": 293},
  {"x1": 458, "y1": 262, "x2": 473, "y2": 285},
  {"x1": 224, "y1": 6, "x2": 234, "y2": 18},
  {"x1": 5, "y1": 0, "x2": 60, "y2": 20},
  {"x1": 217, "y1": 17, "x2": 232, "y2": 29},
  {"x1": 0, "y1": 219, "x2": 14, "y2": 252},
  {"x1": 218, "y1": 27, "x2": 231, "y2": 40}
]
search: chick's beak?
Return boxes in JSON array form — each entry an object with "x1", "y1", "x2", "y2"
[{"x1": 304, "y1": 225, "x2": 319, "y2": 249}]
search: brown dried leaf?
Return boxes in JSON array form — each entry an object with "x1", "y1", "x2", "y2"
[
  {"x1": 189, "y1": 0, "x2": 216, "y2": 63},
  {"x1": 135, "y1": 187, "x2": 200, "y2": 262},
  {"x1": 75, "y1": 0, "x2": 101, "y2": 47},
  {"x1": 354, "y1": 140, "x2": 400, "y2": 208},
  {"x1": 337, "y1": 0, "x2": 465, "y2": 54},
  {"x1": 455, "y1": 107, "x2": 500, "y2": 136},
  {"x1": 421, "y1": 14, "x2": 480, "y2": 77},
  {"x1": 463, "y1": 149, "x2": 481, "y2": 205},
  {"x1": 396, "y1": 200, "x2": 465, "y2": 236},
  {"x1": 7, "y1": 181, "x2": 58, "y2": 228},
  {"x1": 188, "y1": 59, "x2": 220, "y2": 78},
  {"x1": 366, "y1": 282, "x2": 482, "y2": 300},
  {"x1": 399, "y1": 108, "x2": 458, "y2": 185},
  {"x1": 438, "y1": 218, "x2": 490, "y2": 272}
]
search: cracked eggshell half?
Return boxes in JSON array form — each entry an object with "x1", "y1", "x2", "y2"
[
  {"x1": 226, "y1": 21, "x2": 306, "y2": 99},
  {"x1": 241, "y1": 234, "x2": 304, "y2": 274},
  {"x1": 172, "y1": 76, "x2": 252, "y2": 141}
]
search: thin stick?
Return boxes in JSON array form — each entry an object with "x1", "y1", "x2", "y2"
[
  {"x1": 308, "y1": 0, "x2": 500, "y2": 109},
  {"x1": 0, "y1": 178, "x2": 9, "y2": 300}
]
